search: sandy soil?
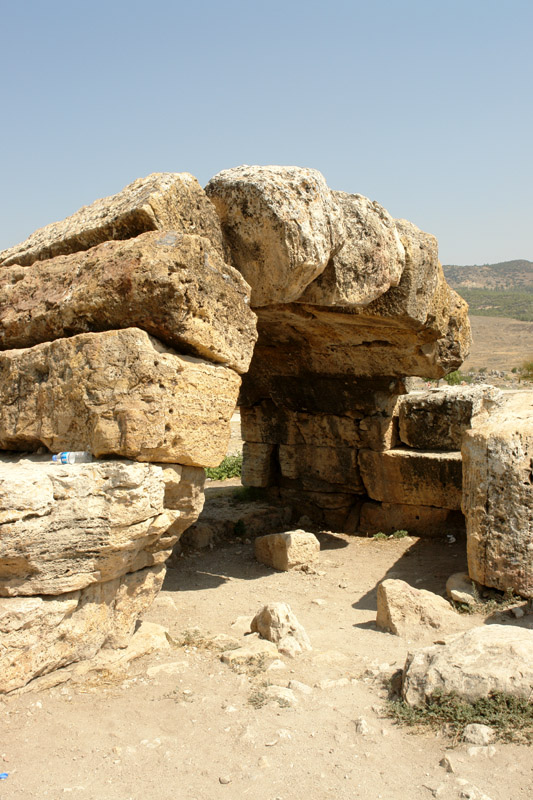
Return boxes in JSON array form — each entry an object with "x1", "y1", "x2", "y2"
[{"x1": 2, "y1": 511, "x2": 532, "y2": 800}]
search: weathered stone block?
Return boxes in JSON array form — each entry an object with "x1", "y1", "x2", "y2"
[
  {"x1": 0, "y1": 328, "x2": 240, "y2": 466},
  {"x1": 279, "y1": 443, "x2": 364, "y2": 493},
  {"x1": 0, "y1": 457, "x2": 186, "y2": 596},
  {"x1": 398, "y1": 385, "x2": 502, "y2": 450},
  {"x1": 376, "y1": 579, "x2": 465, "y2": 638},
  {"x1": 206, "y1": 165, "x2": 345, "y2": 306},
  {"x1": 359, "y1": 448, "x2": 462, "y2": 509},
  {"x1": 462, "y1": 391, "x2": 533, "y2": 597},
  {"x1": 359, "y1": 501, "x2": 465, "y2": 537},
  {"x1": 0, "y1": 172, "x2": 225, "y2": 266},
  {"x1": 254, "y1": 530, "x2": 320, "y2": 571},
  {"x1": 241, "y1": 442, "x2": 276, "y2": 487},
  {"x1": 0, "y1": 565, "x2": 165, "y2": 693},
  {"x1": 296, "y1": 191, "x2": 405, "y2": 306},
  {"x1": 402, "y1": 625, "x2": 533, "y2": 706},
  {"x1": 0, "y1": 232, "x2": 256, "y2": 374}
]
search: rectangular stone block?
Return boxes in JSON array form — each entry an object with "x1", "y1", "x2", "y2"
[
  {"x1": 279, "y1": 444, "x2": 364, "y2": 493},
  {"x1": 0, "y1": 565, "x2": 165, "y2": 693},
  {"x1": 0, "y1": 232, "x2": 256, "y2": 374},
  {"x1": 0, "y1": 457, "x2": 186, "y2": 596},
  {"x1": 462, "y1": 392, "x2": 533, "y2": 597},
  {"x1": 0, "y1": 328, "x2": 240, "y2": 466},
  {"x1": 398, "y1": 385, "x2": 502, "y2": 450},
  {"x1": 241, "y1": 401, "x2": 397, "y2": 451},
  {"x1": 358, "y1": 448, "x2": 462, "y2": 509},
  {"x1": 359, "y1": 501, "x2": 465, "y2": 537},
  {"x1": 241, "y1": 442, "x2": 277, "y2": 487}
]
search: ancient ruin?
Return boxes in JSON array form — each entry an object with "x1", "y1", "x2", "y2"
[{"x1": 0, "y1": 165, "x2": 531, "y2": 693}]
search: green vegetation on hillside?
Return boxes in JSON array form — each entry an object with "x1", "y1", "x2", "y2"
[{"x1": 454, "y1": 287, "x2": 533, "y2": 322}]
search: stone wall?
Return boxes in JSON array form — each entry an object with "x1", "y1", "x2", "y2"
[{"x1": 0, "y1": 173, "x2": 257, "y2": 691}]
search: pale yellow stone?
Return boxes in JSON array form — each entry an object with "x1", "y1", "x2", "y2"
[{"x1": 254, "y1": 530, "x2": 320, "y2": 571}]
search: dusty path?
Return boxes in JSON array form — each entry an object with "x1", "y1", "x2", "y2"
[{"x1": 1, "y1": 527, "x2": 532, "y2": 800}]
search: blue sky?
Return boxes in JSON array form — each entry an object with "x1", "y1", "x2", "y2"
[{"x1": 1, "y1": 0, "x2": 531, "y2": 264}]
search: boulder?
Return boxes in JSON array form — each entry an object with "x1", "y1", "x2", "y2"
[
  {"x1": 402, "y1": 624, "x2": 533, "y2": 705},
  {"x1": 205, "y1": 165, "x2": 345, "y2": 306},
  {"x1": 254, "y1": 531, "x2": 320, "y2": 571},
  {"x1": 0, "y1": 328, "x2": 240, "y2": 466},
  {"x1": 376, "y1": 579, "x2": 464, "y2": 638},
  {"x1": 0, "y1": 564, "x2": 165, "y2": 693},
  {"x1": 398, "y1": 385, "x2": 502, "y2": 450},
  {"x1": 0, "y1": 172, "x2": 225, "y2": 267},
  {"x1": 462, "y1": 391, "x2": 533, "y2": 597},
  {"x1": 296, "y1": 191, "x2": 405, "y2": 306},
  {"x1": 359, "y1": 501, "x2": 465, "y2": 537},
  {"x1": 0, "y1": 457, "x2": 199, "y2": 596},
  {"x1": 359, "y1": 448, "x2": 463, "y2": 509},
  {"x1": 0, "y1": 232, "x2": 256, "y2": 374},
  {"x1": 251, "y1": 602, "x2": 311, "y2": 656}
]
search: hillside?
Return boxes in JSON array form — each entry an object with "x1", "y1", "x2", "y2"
[{"x1": 442, "y1": 260, "x2": 533, "y2": 321}]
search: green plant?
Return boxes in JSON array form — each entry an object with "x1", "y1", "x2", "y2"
[
  {"x1": 443, "y1": 370, "x2": 469, "y2": 385},
  {"x1": 205, "y1": 454, "x2": 243, "y2": 481},
  {"x1": 233, "y1": 519, "x2": 247, "y2": 537},
  {"x1": 388, "y1": 690, "x2": 533, "y2": 744},
  {"x1": 520, "y1": 359, "x2": 533, "y2": 382},
  {"x1": 372, "y1": 530, "x2": 409, "y2": 540},
  {"x1": 451, "y1": 583, "x2": 523, "y2": 615},
  {"x1": 232, "y1": 485, "x2": 266, "y2": 503},
  {"x1": 372, "y1": 531, "x2": 388, "y2": 540}
]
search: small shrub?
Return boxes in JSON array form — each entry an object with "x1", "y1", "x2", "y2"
[
  {"x1": 233, "y1": 519, "x2": 247, "y2": 538},
  {"x1": 205, "y1": 454, "x2": 243, "y2": 481},
  {"x1": 232, "y1": 486, "x2": 266, "y2": 503},
  {"x1": 372, "y1": 530, "x2": 409, "y2": 540},
  {"x1": 388, "y1": 690, "x2": 533, "y2": 744},
  {"x1": 372, "y1": 531, "x2": 388, "y2": 540},
  {"x1": 391, "y1": 529, "x2": 409, "y2": 539}
]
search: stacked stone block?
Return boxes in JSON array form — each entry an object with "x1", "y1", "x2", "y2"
[{"x1": 0, "y1": 173, "x2": 257, "y2": 691}]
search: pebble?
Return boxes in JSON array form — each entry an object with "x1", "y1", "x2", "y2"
[
  {"x1": 288, "y1": 680, "x2": 313, "y2": 695},
  {"x1": 219, "y1": 776, "x2": 232, "y2": 785},
  {"x1": 354, "y1": 717, "x2": 370, "y2": 735}
]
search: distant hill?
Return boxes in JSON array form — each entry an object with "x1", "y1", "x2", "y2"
[{"x1": 442, "y1": 260, "x2": 533, "y2": 321}]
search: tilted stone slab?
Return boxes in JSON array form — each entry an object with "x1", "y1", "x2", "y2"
[
  {"x1": 0, "y1": 172, "x2": 225, "y2": 267},
  {"x1": 398, "y1": 385, "x2": 502, "y2": 450},
  {"x1": 0, "y1": 232, "x2": 256, "y2": 374},
  {"x1": 297, "y1": 191, "x2": 405, "y2": 306},
  {"x1": 0, "y1": 564, "x2": 165, "y2": 693},
  {"x1": 359, "y1": 448, "x2": 462, "y2": 509},
  {"x1": 402, "y1": 625, "x2": 533, "y2": 706},
  {"x1": 206, "y1": 165, "x2": 345, "y2": 306},
  {"x1": 462, "y1": 391, "x2": 533, "y2": 597},
  {"x1": 376, "y1": 579, "x2": 467, "y2": 639},
  {"x1": 0, "y1": 328, "x2": 241, "y2": 466},
  {"x1": 0, "y1": 457, "x2": 202, "y2": 596}
]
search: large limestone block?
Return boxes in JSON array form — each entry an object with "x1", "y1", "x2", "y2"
[
  {"x1": 241, "y1": 400, "x2": 397, "y2": 451},
  {"x1": 279, "y1": 443, "x2": 364, "y2": 493},
  {"x1": 205, "y1": 165, "x2": 344, "y2": 306},
  {"x1": 297, "y1": 191, "x2": 405, "y2": 306},
  {"x1": 402, "y1": 625, "x2": 533, "y2": 706},
  {"x1": 0, "y1": 565, "x2": 165, "y2": 693},
  {"x1": 156, "y1": 464, "x2": 206, "y2": 546},
  {"x1": 398, "y1": 385, "x2": 502, "y2": 450},
  {"x1": 359, "y1": 448, "x2": 462, "y2": 509},
  {"x1": 0, "y1": 172, "x2": 225, "y2": 267},
  {"x1": 0, "y1": 457, "x2": 183, "y2": 595},
  {"x1": 376, "y1": 579, "x2": 465, "y2": 638},
  {"x1": 462, "y1": 391, "x2": 533, "y2": 597},
  {"x1": 359, "y1": 501, "x2": 465, "y2": 537},
  {"x1": 0, "y1": 232, "x2": 256, "y2": 374},
  {"x1": 254, "y1": 530, "x2": 320, "y2": 571},
  {"x1": 0, "y1": 328, "x2": 240, "y2": 466}
]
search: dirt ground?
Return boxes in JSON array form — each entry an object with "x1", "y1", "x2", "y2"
[
  {"x1": 2, "y1": 496, "x2": 532, "y2": 800},
  {"x1": 462, "y1": 316, "x2": 533, "y2": 373}
]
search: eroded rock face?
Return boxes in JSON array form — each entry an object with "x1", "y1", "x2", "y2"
[
  {"x1": 0, "y1": 565, "x2": 165, "y2": 693},
  {"x1": 0, "y1": 328, "x2": 240, "y2": 466},
  {"x1": 359, "y1": 448, "x2": 463, "y2": 509},
  {"x1": 462, "y1": 391, "x2": 533, "y2": 597},
  {"x1": 0, "y1": 232, "x2": 256, "y2": 373},
  {"x1": 398, "y1": 385, "x2": 502, "y2": 450},
  {"x1": 296, "y1": 191, "x2": 405, "y2": 306},
  {"x1": 0, "y1": 457, "x2": 204, "y2": 596},
  {"x1": 402, "y1": 625, "x2": 533, "y2": 705},
  {"x1": 206, "y1": 165, "x2": 345, "y2": 306},
  {"x1": 0, "y1": 172, "x2": 225, "y2": 267}
]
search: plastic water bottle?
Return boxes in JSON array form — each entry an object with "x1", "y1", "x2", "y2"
[{"x1": 52, "y1": 451, "x2": 93, "y2": 464}]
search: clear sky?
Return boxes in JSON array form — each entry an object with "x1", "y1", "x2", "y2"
[{"x1": 1, "y1": 0, "x2": 531, "y2": 265}]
